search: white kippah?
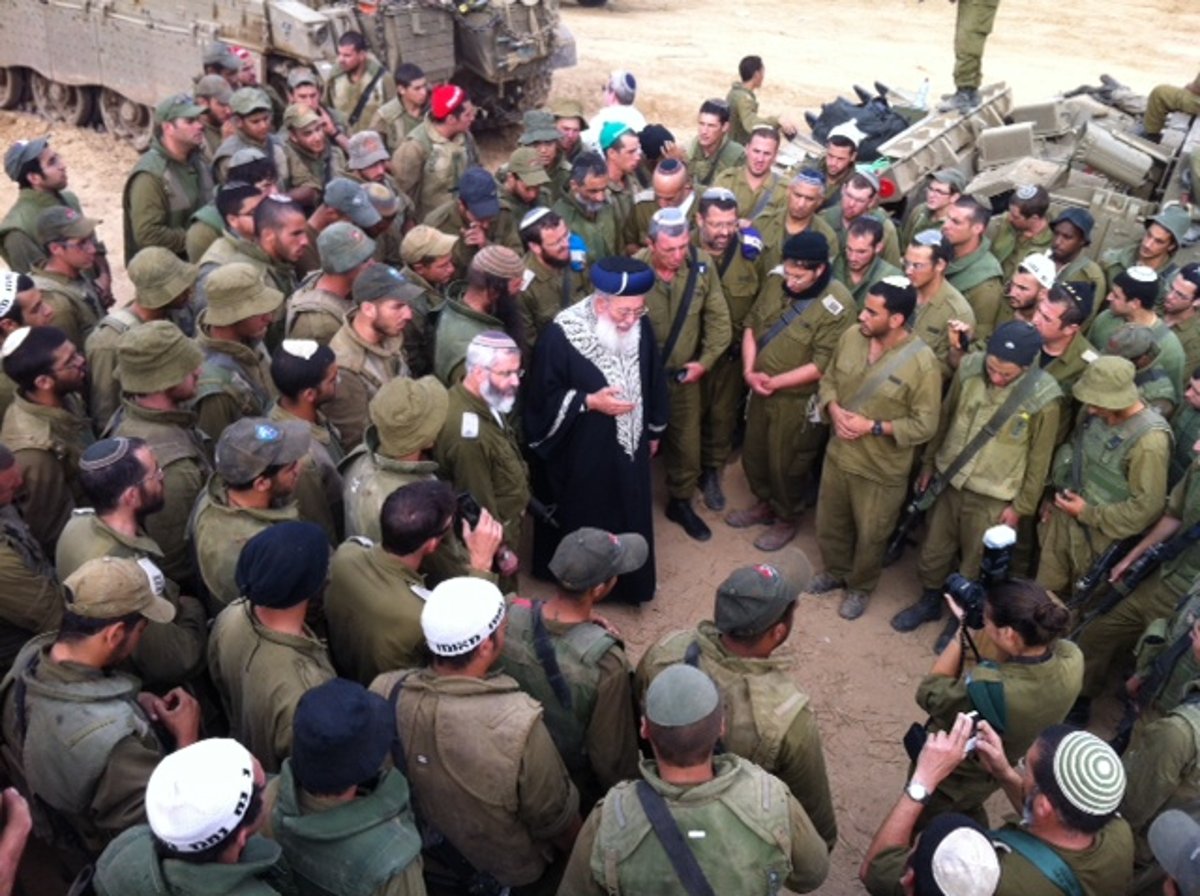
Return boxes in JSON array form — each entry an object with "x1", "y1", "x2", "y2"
[
  {"x1": 0, "y1": 326, "x2": 31, "y2": 358},
  {"x1": 281, "y1": 339, "x2": 320, "y2": 361},
  {"x1": 421, "y1": 577, "x2": 505, "y2": 656},
  {"x1": 146, "y1": 739, "x2": 256, "y2": 853},
  {"x1": 519, "y1": 206, "x2": 552, "y2": 231},
  {"x1": 1014, "y1": 184, "x2": 1039, "y2": 201},
  {"x1": 1018, "y1": 252, "x2": 1057, "y2": 289},
  {"x1": 1126, "y1": 265, "x2": 1158, "y2": 283},
  {"x1": 881, "y1": 274, "x2": 912, "y2": 290},
  {"x1": 0, "y1": 272, "x2": 18, "y2": 318},
  {"x1": 932, "y1": 826, "x2": 1002, "y2": 896}
]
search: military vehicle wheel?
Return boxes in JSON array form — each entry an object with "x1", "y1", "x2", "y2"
[
  {"x1": 30, "y1": 73, "x2": 94, "y2": 126},
  {"x1": 0, "y1": 67, "x2": 26, "y2": 110},
  {"x1": 576, "y1": 0, "x2": 607, "y2": 7},
  {"x1": 100, "y1": 88, "x2": 152, "y2": 149}
]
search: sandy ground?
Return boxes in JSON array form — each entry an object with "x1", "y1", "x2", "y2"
[{"x1": 1, "y1": 0, "x2": 1199, "y2": 892}]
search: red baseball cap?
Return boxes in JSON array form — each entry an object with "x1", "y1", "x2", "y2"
[{"x1": 431, "y1": 84, "x2": 466, "y2": 119}]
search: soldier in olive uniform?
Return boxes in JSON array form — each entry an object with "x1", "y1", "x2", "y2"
[
  {"x1": 1038, "y1": 357, "x2": 1171, "y2": 600},
  {"x1": 433, "y1": 332, "x2": 529, "y2": 584},
  {"x1": 713, "y1": 126, "x2": 786, "y2": 225},
  {"x1": 1102, "y1": 207, "x2": 1190, "y2": 305},
  {"x1": 212, "y1": 89, "x2": 290, "y2": 187},
  {"x1": 1171, "y1": 373, "x2": 1200, "y2": 487},
  {"x1": 694, "y1": 188, "x2": 764, "y2": 511},
  {"x1": 194, "y1": 74, "x2": 233, "y2": 166},
  {"x1": 433, "y1": 246, "x2": 526, "y2": 384},
  {"x1": 0, "y1": 273, "x2": 55, "y2": 421},
  {"x1": 637, "y1": 562, "x2": 839, "y2": 853},
  {"x1": 286, "y1": 222, "x2": 377, "y2": 346},
  {"x1": 0, "y1": 556, "x2": 200, "y2": 858},
  {"x1": 757, "y1": 170, "x2": 841, "y2": 274},
  {"x1": 209, "y1": 522, "x2": 335, "y2": 773},
  {"x1": 987, "y1": 185, "x2": 1053, "y2": 282},
  {"x1": 371, "y1": 577, "x2": 581, "y2": 895},
  {"x1": 891, "y1": 322, "x2": 1062, "y2": 635},
  {"x1": 368, "y1": 62, "x2": 428, "y2": 153},
  {"x1": 30, "y1": 207, "x2": 107, "y2": 350},
  {"x1": 500, "y1": 528, "x2": 645, "y2": 811},
  {"x1": 281, "y1": 103, "x2": 334, "y2": 211},
  {"x1": 1164, "y1": 265, "x2": 1200, "y2": 377},
  {"x1": 0, "y1": 325, "x2": 93, "y2": 552},
  {"x1": 328, "y1": 479, "x2": 501, "y2": 685},
  {"x1": 399, "y1": 225, "x2": 458, "y2": 379},
  {"x1": 425, "y1": 166, "x2": 521, "y2": 278},
  {"x1": 500, "y1": 147, "x2": 552, "y2": 234},
  {"x1": 0, "y1": 444, "x2": 63, "y2": 675},
  {"x1": 1110, "y1": 325, "x2": 1177, "y2": 417},
  {"x1": 638, "y1": 207, "x2": 732, "y2": 541},
  {"x1": 393, "y1": 85, "x2": 476, "y2": 222},
  {"x1": 725, "y1": 56, "x2": 797, "y2": 145},
  {"x1": 324, "y1": 32, "x2": 396, "y2": 137},
  {"x1": 261, "y1": 679, "x2": 426, "y2": 896},
  {"x1": 899, "y1": 169, "x2": 964, "y2": 249},
  {"x1": 268, "y1": 341, "x2": 345, "y2": 543},
  {"x1": 1089, "y1": 266, "x2": 1187, "y2": 393},
  {"x1": 941, "y1": 0, "x2": 1000, "y2": 112},
  {"x1": 560, "y1": 663, "x2": 830, "y2": 895},
  {"x1": 1049, "y1": 209, "x2": 1107, "y2": 313},
  {"x1": 553, "y1": 152, "x2": 621, "y2": 265},
  {"x1": 687, "y1": 99, "x2": 746, "y2": 188},
  {"x1": 189, "y1": 417, "x2": 308, "y2": 609},
  {"x1": 813, "y1": 279, "x2": 942, "y2": 620},
  {"x1": 831, "y1": 217, "x2": 903, "y2": 309},
  {"x1": 191, "y1": 263, "x2": 282, "y2": 440},
  {"x1": 56, "y1": 438, "x2": 208, "y2": 693},
  {"x1": 726, "y1": 232, "x2": 855, "y2": 552},
  {"x1": 819, "y1": 172, "x2": 902, "y2": 268},
  {"x1": 110, "y1": 322, "x2": 210, "y2": 588},
  {"x1": 904, "y1": 231, "x2": 975, "y2": 383},
  {"x1": 942, "y1": 196, "x2": 1005, "y2": 344},
  {"x1": 122, "y1": 94, "x2": 213, "y2": 264},
  {"x1": 517, "y1": 208, "x2": 588, "y2": 358},
  {"x1": 86, "y1": 248, "x2": 197, "y2": 428}
]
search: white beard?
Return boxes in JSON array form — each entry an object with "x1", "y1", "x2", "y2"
[
  {"x1": 482, "y1": 379, "x2": 516, "y2": 414},
  {"x1": 595, "y1": 314, "x2": 641, "y2": 357}
]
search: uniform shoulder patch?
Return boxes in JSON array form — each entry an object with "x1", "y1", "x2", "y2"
[
  {"x1": 520, "y1": 268, "x2": 536, "y2": 292},
  {"x1": 821, "y1": 294, "x2": 845, "y2": 316},
  {"x1": 768, "y1": 264, "x2": 785, "y2": 278},
  {"x1": 71, "y1": 507, "x2": 97, "y2": 516},
  {"x1": 348, "y1": 535, "x2": 374, "y2": 549},
  {"x1": 1081, "y1": 349, "x2": 1099, "y2": 364},
  {"x1": 461, "y1": 411, "x2": 480, "y2": 439},
  {"x1": 634, "y1": 188, "x2": 655, "y2": 203},
  {"x1": 413, "y1": 585, "x2": 433, "y2": 601}
]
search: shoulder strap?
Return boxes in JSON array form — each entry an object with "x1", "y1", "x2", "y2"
[
  {"x1": 841, "y1": 337, "x2": 927, "y2": 414},
  {"x1": 683, "y1": 639, "x2": 702, "y2": 668},
  {"x1": 348, "y1": 66, "x2": 387, "y2": 128},
  {"x1": 531, "y1": 601, "x2": 573, "y2": 709},
  {"x1": 716, "y1": 238, "x2": 739, "y2": 279},
  {"x1": 660, "y1": 247, "x2": 702, "y2": 366},
  {"x1": 634, "y1": 779, "x2": 717, "y2": 896},
  {"x1": 386, "y1": 671, "x2": 418, "y2": 776},
  {"x1": 991, "y1": 828, "x2": 1084, "y2": 896},
  {"x1": 748, "y1": 173, "x2": 780, "y2": 220},
  {"x1": 757, "y1": 295, "x2": 815, "y2": 352},
  {"x1": 939, "y1": 368, "x2": 1049, "y2": 487}
]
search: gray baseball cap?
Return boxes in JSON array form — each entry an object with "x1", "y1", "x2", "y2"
[{"x1": 324, "y1": 178, "x2": 382, "y2": 230}]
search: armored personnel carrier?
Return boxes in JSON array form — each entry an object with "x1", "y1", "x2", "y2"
[{"x1": 0, "y1": 0, "x2": 575, "y2": 142}]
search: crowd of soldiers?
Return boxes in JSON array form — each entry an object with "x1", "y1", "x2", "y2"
[{"x1": 0, "y1": 32, "x2": 1199, "y2": 896}]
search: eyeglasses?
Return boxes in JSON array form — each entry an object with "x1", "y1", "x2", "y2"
[
  {"x1": 927, "y1": 186, "x2": 955, "y2": 197},
  {"x1": 489, "y1": 367, "x2": 524, "y2": 381},
  {"x1": 139, "y1": 468, "x2": 165, "y2": 486},
  {"x1": 51, "y1": 350, "x2": 86, "y2": 373},
  {"x1": 609, "y1": 306, "x2": 648, "y2": 321}
]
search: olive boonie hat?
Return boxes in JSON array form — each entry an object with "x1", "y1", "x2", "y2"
[
  {"x1": 1148, "y1": 206, "x2": 1190, "y2": 247},
  {"x1": 369, "y1": 376, "x2": 449, "y2": 457},
  {"x1": 518, "y1": 109, "x2": 560, "y2": 146},
  {"x1": 127, "y1": 247, "x2": 197, "y2": 309},
  {"x1": 117, "y1": 321, "x2": 203, "y2": 394},
  {"x1": 550, "y1": 98, "x2": 588, "y2": 130},
  {"x1": 1052, "y1": 207, "x2": 1094, "y2": 242},
  {"x1": 1106, "y1": 325, "x2": 1159, "y2": 361},
  {"x1": 215, "y1": 417, "x2": 310, "y2": 484},
  {"x1": 204, "y1": 263, "x2": 283, "y2": 326},
  {"x1": 282, "y1": 103, "x2": 322, "y2": 131},
  {"x1": 549, "y1": 527, "x2": 648, "y2": 591},
  {"x1": 508, "y1": 146, "x2": 550, "y2": 186},
  {"x1": 715, "y1": 561, "x2": 810, "y2": 637},
  {"x1": 194, "y1": 74, "x2": 233, "y2": 104},
  {"x1": 645, "y1": 664, "x2": 720, "y2": 727},
  {"x1": 401, "y1": 225, "x2": 457, "y2": 264},
  {"x1": 1073, "y1": 355, "x2": 1139, "y2": 409},
  {"x1": 317, "y1": 222, "x2": 376, "y2": 274},
  {"x1": 36, "y1": 207, "x2": 98, "y2": 245},
  {"x1": 230, "y1": 88, "x2": 272, "y2": 117},
  {"x1": 155, "y1": 93, "x2": 205, "y2": 124},
  {"x1": 347, "y1": 131, "x2": 390, "y2": 169},
  {"x1": 64, "y1": 555, "x2": 176, "y2": 624},
  {"x1": 4, "y1": 137, "x2": 48, "y2": 183},
  {"x1": 352, "y1": 264, "x2": 423, "y2": 306}
]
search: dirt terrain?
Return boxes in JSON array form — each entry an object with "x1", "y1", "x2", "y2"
[{"x1": 0, "y1": 0, "x2": 1198, "y2": 891}]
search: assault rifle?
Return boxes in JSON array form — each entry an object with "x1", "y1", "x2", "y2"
[
  {"x1": 1110, "y1": 620, "x2": 1195, "y2": 756},
  {"x1": 883, "y1": 477, "x2": 944, "y2": 567},
  {"x1": 1068, "y1": 534, "x2": 1142, "y2": 609}
]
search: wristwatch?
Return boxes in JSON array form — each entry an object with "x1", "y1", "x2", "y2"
[
  {"x1": 905, "y1": 780, "x2": 932, "y2": 804},
  {"x1": 871, "y1": 420, "x2": 884, "y2": 437}
]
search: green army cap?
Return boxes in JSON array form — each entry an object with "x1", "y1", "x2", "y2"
[
  {"x1": 645, "y1": 664, "x2": 720, "y2": 727},
  {"x1": 518, "y1": 109, "x2": 560, "y2": 146},
  {"x1": 155, "y1": 93, "x2": 205, "y2": 124},
  {"x1": 64, "y1": 555, "x2": 176, "y2": 624},
  {"x1": 317, "y1": 222, "x2": 376, "y2": 274},
  {"x1": 1073, "y1": 355, "x2": 1139, "y2": 409},
  {"x1": 117, "y1": 320, "x2": 203, "y2": 394},
  {"x1": 400, "y1": 225, "x2": 457, "y2": 265},
  {"x1": 216, "y1": 417, "x2": 309, "y2": 484},
  {"x1": 287, "y1": 68, "x2": 320, "y2": 90},
  {"x1": 369, "y1": 376, "x2": 449, "y2": 457},
  {"x1": 549, "y1": 528, "x2": 648, "y2": 591},
  {"x1": 204, "y1": 262, "x2": 283, "y2": 326},
  {"x1": 36, "y1": 206, "x2": 98, "y2": 245},
  {"x1": 194, "y1": 74, "x2": 233, "y2": 104},
  {"x1": 1107, "y1": 325, "x2": 1159, "y2": 362},
  {"x1": 550, "y1": 98, "x2": 588, "y2": 130},
  {"x1": 1148, "y1": 206, "x2": 1191, "y2": 247},
  {"x1": 282, "y1": 103, "x2": 321, "y2": 131},
  {"x1": 715, "y1": 561, "x2": 809, "y2": 637},
  {"x1": 931, "y1": 168, "x2": 967, "y2": 192},
  {"x1": 352, "y1": 264, "x2": 423, "y2": 306},
  {"x1": 202, "y1": 41, "x2": 242, "y2": 73},
  {"x1": 230, "y1": 87, "x2": 272, "y2": 117},
  {"x1": 508, "y1": 146, "x2": 550, "y2": 187},
  {"x1": 127, "y1": 246, "x2": 197, "y2": 309},
  {"x1": 4, "y1": 137, "x2": 48, "y2": 183}
]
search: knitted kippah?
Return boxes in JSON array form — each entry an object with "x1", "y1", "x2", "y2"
[
  {"x1": 1052, "y1": 731, "x2": 1125, "y2": 816},
  {"x1": 80, "y1": 438, "x2": 133, "y2": 472}
]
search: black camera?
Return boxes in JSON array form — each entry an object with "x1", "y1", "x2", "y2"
[
  {"x1": 942, "y1": 524, "x2": 1016, "y2": 630},
  {"x1": 456, "y1": 491, "x2": 483, "y2": 531}
]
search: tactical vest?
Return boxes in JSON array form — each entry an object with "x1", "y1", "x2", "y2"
[
  {"x1": 94, "y1": 307, "x2": 140, "y2": 340},
  {"x1": 386, "y1": 671, "x2": 550, "y2": 886},
  {"x1": 408, "y1": 125, "x2": 467, "y2": 216},
  {"x1": 328, "y1": 322, "x2": 404, "y2": 395},
  {"x1": 122, "y1": 144, "x2": 212, "y2": 262},
  {"x1": 0, "y1": 189, "x2": 81, "y2": 268},
  {"x1": 0, "y1": 506, "x2": 57, "y2": 665},
  {"x1": 591, "y1": 757, "x2": 793, "y2": 896},
  {"x1": 339, "y1": 438, "x2": 436, "y2": 541},
  {"x1": 500, "y1": 600, "x2": 616, "y2": 775},
  {"x1": 268, "y1": 763, "x2": 421, "y2": 896},
  {"x1": 1052, "y1": 408, "x2": 1171, "y2": 505},
  {"x1": 194, "y1": 341, "x2": 273, "y2": 416},
  {"x1": 938, "y1": 353, "x2": 1062, "y2": 500},
  {"x1": 433, "y1": 300, "x2": 500, "y2": 383},
  {"x1": 285, "y1": 273, "x2": 350, "y2": 336}
]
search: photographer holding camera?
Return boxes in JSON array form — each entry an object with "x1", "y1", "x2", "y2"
[{"x1": 912, "y1": 577, "x2": 1082, "y2": 827}]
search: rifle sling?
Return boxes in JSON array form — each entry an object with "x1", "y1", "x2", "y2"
[
  {"x1": 660, "y1": 247, "x2": 701, "y2": 367},
  {"x1": 841, "y1": 337, "x2": 926, "y2": 415},
  {"x1": 348, "y1": 66, "x2": 387, "y2": 128},
  {"x1": 634, "y1": 780, "x2": 717, "y2": 896}
]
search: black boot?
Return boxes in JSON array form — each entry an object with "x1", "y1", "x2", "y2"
[
  {"x1": 700, "y1": 468, "x2": 725, "y2": 512},
  {"x1": 666, "y1": 498, "x2": 712, "y2": 542},
  {"x1": 890, "y1": 588, "x2": 944, "y2": 633}
]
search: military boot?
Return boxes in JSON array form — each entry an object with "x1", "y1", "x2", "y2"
[
  {"x1": 890, "y1": 588, "x2": 944, "y2": 632},
  {"x1": 700, "y1": 467, "x2": 725, "y2": 512},
  {"x1": 666, "y1": 498, "x2": 712, "y2": 542}
]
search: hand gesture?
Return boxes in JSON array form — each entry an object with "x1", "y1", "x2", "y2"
[
  {"x1": 588, "y1": 386, "x2": 636, "y2": 416},
  {"x1": 143, "y1": 688, "x2": 201, "y2": 748},
  {"x1": 913, "y1": 712, "x2": 974, "y2": 789}
]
